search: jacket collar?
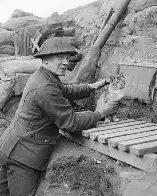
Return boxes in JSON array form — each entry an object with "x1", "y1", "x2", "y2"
[{"x1": 39, "y1": 66, "x2": 60, "y2": 82}]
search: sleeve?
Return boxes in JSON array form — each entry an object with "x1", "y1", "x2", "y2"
[
  {"x1": 62, "y1": 84, "x2": 94, "y2": 101},
  {"x1": 36, "y1": 84, "x2": 101, "y2": 133}
]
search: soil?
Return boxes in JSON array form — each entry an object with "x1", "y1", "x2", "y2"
[
  {"x1": 45, "y1": 155, "x2": 119, "y2": 196},
  {"x1": 35, "y1": 137, "x2": 124, "y2": 196}
]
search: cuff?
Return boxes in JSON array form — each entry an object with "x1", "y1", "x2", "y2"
[
  {"x1": 94, "y1": 111, "x2": 102, "y2": 121},
  {"x1": 87, "y1": 84, "x2": 95, "y2": 92}
]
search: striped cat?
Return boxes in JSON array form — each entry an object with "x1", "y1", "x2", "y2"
[{"x1": 98, "y1": 72, "x2": 125, "y2": 123}]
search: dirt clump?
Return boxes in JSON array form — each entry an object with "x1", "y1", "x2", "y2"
[{"x1": 43, "y1": 155, "x2": 120, "y2": 196}]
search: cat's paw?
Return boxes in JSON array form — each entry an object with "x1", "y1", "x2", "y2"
[
  {"x1": 113, "y1": 117, "x2": 120, "y2": 122},
  {"x1": 104, "y1": 118, "x2": 111, "y2": 124}
]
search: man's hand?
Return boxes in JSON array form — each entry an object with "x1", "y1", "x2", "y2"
[
  {"x1": 95, "y1": 95, "x2": 119, "y2": 118},
  {"x1": 88, "y1": 79, "x2": 110, "y2": 90}
]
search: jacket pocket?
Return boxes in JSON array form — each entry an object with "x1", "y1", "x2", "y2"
[{"x1": 35, "y1": 134, "x2": 56, "y2": 145}]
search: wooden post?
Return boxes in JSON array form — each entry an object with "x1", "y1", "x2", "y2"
[
  {"x1": 31, "y1": 30, "x2": 42, "y2": 53},
  {"x1": 65, "y1": 0, "x2": 131, "y2": 84},
  {"x1": 94, "y1": 0, "x2": 131, "y2": 49},
  {"x1": 92, "y1": 7, "x2": 114, "y2": 45}
]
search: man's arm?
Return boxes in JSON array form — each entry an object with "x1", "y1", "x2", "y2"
[
  {"x1": 61, "y1": 79, "x2": 110, "y2": 101},
  {"x1": 62, "y1": 83, "x2": 94, "y2": 101},
  {"x1": 36, "y1": 84, "x2": 101, "y2": 133}
]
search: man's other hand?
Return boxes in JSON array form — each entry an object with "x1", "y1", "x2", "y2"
[{"x1": 95, "y1": 96, "x2": 119, "y2": 118}]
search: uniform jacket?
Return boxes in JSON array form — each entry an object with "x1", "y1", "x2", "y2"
[{"x1": 0, "y1": 66, "x2": 101, "y2": 170}]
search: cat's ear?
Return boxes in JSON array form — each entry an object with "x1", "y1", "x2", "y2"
[{"x1": 116, "y1": 65, "x2": 120, "y2": 75}]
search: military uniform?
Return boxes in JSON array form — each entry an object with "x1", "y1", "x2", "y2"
[{"x1": 0, "y1": 66, "x2": 101, "y2": 196}]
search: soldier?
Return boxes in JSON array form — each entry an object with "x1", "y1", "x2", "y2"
[{"x1": 0, "y1": 37, "x2": 118, "y2": 196}]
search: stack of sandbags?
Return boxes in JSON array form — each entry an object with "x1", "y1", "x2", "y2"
[
  {"x1": 0, "y1": 30, "x2": 15, "y2": 56},
  {"x1": 0, "y1": 28, "x2": 6, "y2": 31},
  {"x1": 0, "y1": 80, "x2": 15, "y2": 111},
  {"x1": 2, "y1": 15, "x2": 47, "y2": 31},
  {"x1": 0, "y1": 56, "x2": 41, "y2": 77},
  {"x1": 2, "y1": 10, "x2": 47, "y2": 31},
  {"x1": 0, "y1": 9, "x2": 47, "y2": 56},
  {"x1": 13, "y1": 23, "x2": 62, "y2": 56},
  {"x1": 13, "y1": 24, "x2": 40, "y2": 56},
  {"x1": 10, "y1": 9, "x2": 34, "y2": 18},
  {"x1": 0, "y1": 57, "x2": 42, "y2": 110}
]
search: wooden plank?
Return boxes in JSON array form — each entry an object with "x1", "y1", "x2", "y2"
[
  {"x1": 96, "y1": 119, "x2": 134, "y2": 127},
  {"x1": 31, "y1": 30, "x2": 42, "y2": 53},
  {"x1": 59, "y1": 130, "x2": 157, "y2": 173},
  {"x1": 90, "y1": 122, "x2": 154, "y2": 141},
  {"x1": 82, "y1": 120, "x2": 144, "y2": 137},
  {"x1": 109, "y1": 128, "x2": 157, "y2": 147},
  {"x1": 130, "y1": 141, "x2": 157, "y2": 156},
  {"x1": 31, "y1": 38, "x2": 40, "y2": 51},
  {"x1": 118, "y1": 134, "x2": 157, "y2": 151},
  {"x1": 97, "y1": 125, "x2": 157, "y2": 144},
  {"x1": 82, "y1": 119, "x2": 135, "y2": 137}
]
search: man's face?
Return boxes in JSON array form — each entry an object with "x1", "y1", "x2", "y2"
[{"x1": 47, "y1": 53, "x2": 71, "y2": 76}]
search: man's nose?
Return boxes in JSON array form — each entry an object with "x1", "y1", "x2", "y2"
[{"x1": 62, "y1": 58, "x2": 68, "y2": 65}]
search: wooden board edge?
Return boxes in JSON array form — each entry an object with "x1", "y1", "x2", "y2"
[
  {"x1": 108, "y1": 139, "x2": 118, "y2": 148},
  {"x1": 81, "y1": 119, "x2": 136, "y2": 137},
  {"x1": 108, "y1": 129, "x2": 157, "y2": 148},
  {"x1": 59, "y1": 130, "x2": 157, "y2": 173},
  {"x1": 118, "y1": 134, "x2": 157, "y2": 152},
  {"x1": 130, "y1": 142, "x2": 157, "y2": 156}
]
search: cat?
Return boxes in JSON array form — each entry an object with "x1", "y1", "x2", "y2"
[{"x1": 98, "y1": 72, "x2": 125, "y2": 123}]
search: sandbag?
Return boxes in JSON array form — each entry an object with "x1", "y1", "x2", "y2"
[
  {"x1": 119, "y1": 63, "x2": 157, "y2": 102},
  {"x1": 13, "y1": 27, "x2": 34, "y2": 56},
  {"x1": 0, "y1": 43, "x2": 14, "y2": 55},
  {"x1": 0, "y1": 28, "x2": 6, "y2": 31},
  {"x1": 0, "y1": 30, "x2": 14, "y2": 44},
  {"x1": 0, "y1": 57, "x2": 40, "y2": 110},
  {"x1": 0, "y1": 80, "x2": 14, "y2": 110},
  {"x1": 0, "y1": 30, "x2": 15, "y2": 56},
  {"x1": 14, "y1": 24, "x2": 47, "y2": 56},
  {"x1": 13, "y1": 73, "x2": 31, "y2": 95},
  {"x1": 0, "y1": 58, "x2": 42, "y2": 78},
  {"x1": 11, "y1": 9, "x2": 34, "y2": 18},
  {"x1": 2, "y1": 16, "x2": 47, "y2": 31}
]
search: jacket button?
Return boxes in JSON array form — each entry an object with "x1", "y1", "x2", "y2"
[{"x1": 45, "y1": 140, "x2": 48, "y2": 143}]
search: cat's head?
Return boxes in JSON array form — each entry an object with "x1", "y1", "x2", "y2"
[{"x1": 109, "y1": 72, "x2": 125, "y2": 90}]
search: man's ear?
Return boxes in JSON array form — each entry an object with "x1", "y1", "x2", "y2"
[
  {"x1": 42, "y1": 57, "x2": 48, "y2": 64},
  {"x1": 110, "y1": 75, "x2": 115, "y2": 83}
]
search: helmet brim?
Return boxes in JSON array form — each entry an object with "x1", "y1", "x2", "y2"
[{"x1": 33, "y1": 51, "x2": 78, "y2": 58}]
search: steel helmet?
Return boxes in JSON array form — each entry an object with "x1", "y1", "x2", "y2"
[{"x1": 34, "y1": 37, "x2": 78, "y2": 58}]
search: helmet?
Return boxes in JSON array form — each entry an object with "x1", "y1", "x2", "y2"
[{"x1": 34, "y1": 37, "x2": 78, "y2": 58}]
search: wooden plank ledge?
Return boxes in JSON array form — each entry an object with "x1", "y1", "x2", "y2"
[
  {"x1": 82, "y1": 119, "x2": 142, "y2": 137},
  {"x1": 130, "y1": 141, "x2": 157, "y2": 156},
  {"x1": 90, "y1": 122, "x2": 155, "y2": 141},
  {"x1": 118, "y1": 133, "x2": 157, "y2": 151},
  {"x1": 59, "y1": 130, "x2": 157, "y2": 173},
  {"x1": 97, "y1": 125, "x2": 157, "y2": 144}
]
